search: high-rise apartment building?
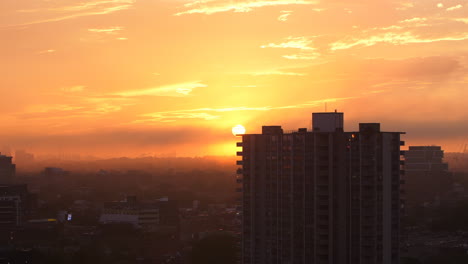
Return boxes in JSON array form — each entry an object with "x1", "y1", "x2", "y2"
[
  {"x1": 237, "y1": 112, "x2": 404, "y2": 264},
  {"x1": 0, "y1": 185, "x2": 34, "y2": 228},
  {"x1": 404, "y1": 146, "x2": 451, "y2": 206},
  {"x1": 0, "y1": 154, "x2": 15, "y2": 184}
]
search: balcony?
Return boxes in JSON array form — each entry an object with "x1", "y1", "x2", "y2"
[
  {"x1": 236, "y1": 160, "x2": 243, "y2": 165},
  {"x1": 237, "y1": 142, "x2": 243, "y2": 147},
  {"x1": 236, "y1": 178, "x2": 243, "y2": 184},
  {"x1": 237, "y1": 151, "x2": 243, "y2": 156},
  {"x1": 237, "y1": 168, "x2": 243, "y2": 174},
  {"x1": 400, "y1": 141, "x2": 405, "y2": 146}
]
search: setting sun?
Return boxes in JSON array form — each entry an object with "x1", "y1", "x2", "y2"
[{"x1": 232, "y1": 125, "x2": 246, "y2": 136}]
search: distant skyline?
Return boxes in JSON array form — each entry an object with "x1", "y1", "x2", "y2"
[{"x1": 1, "y1": 0, "x2": 467, "y2": 157}]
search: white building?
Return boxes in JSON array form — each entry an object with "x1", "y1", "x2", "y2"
[{"x1": 99, "y1": 200, "x2": 159, "y2": 230}]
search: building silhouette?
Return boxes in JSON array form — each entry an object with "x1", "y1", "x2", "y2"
[
  {"x1": 100, "y1": 196, "x2": 179, "y2": 233},
  {"x1": 0, "y1": 185, "x2": 34, "y2": 228},
  {"x1": 0, "y1": 154, "x2": 15, "y2": 184},
  {"x1": 404, "y1": 146, "x2": 452, "y2": 206},
  {"x1": 237, "y1": 112, "x2": 405, "y2": 264}
]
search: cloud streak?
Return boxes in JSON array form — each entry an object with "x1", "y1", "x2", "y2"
[
  {"x1": 16, "y1": 104, "x2": 120, "y2": 120},
  {"x1": 38, "y1": 49, "x2": 56, "y2": 54},
  {"x1": 282, "y1": 53, "x2": 319, "y2": 60},
  {"x1": 261, "y1": 36, "x2": 320, "y2": 59},
  {"x1": 330, "y1": 31, "x2": 468, "y2": 51},
  {"x1": 114, "y1": 81, "x2": 207, "y2": 97},
  {"x1": 88, "y1": 26, "x2": 124, "y2": 34},
  {"x1": 61, "y1": 85, "x2": 86, "y2": 92},
  {"x1": 139, "y1": 97, "x2": 357, "y2": 122},
  {"x1": 261, "y1": 36, "x2": 316, "y2": 50},
  {"x1": 175, "y1": 0, "x2": 316, "y2": 16},
  {"x1": 446, "y1": 4, "x2": 462, "y2": 11},
  {"x1": 7, "y1": 0, "x2": 135, "y2": 27},
  {"x1": 250, "y1": 70, "x2": 307, "y2": 76},
  {"x1": 278, "y1": 10, "x2": 292, "y2": 21}
]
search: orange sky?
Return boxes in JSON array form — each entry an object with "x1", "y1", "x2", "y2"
[{"x1": 0, "y1": 0, "x2": 467, "y2": 157}]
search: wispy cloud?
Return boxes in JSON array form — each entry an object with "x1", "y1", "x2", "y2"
[
  {"x1": 278, "y1": 10, "x2": 292, "y2": 21},
  {"x1": 62, "y1": 85, "x2": 86, "y2": 92},
  {"x1": 175, "y1": 0, "x2": 316, "y2": 16},
  {"x1": 250, "y1": 70, "x2": 307, "y2": 76},
  {"x1": 399, "y1": 17, "x2": 427, "y2": 24},
  {"x1": 330, "y1": 31, "x2": 468, "y2": 51},
  {"x1": 232, "y1": 85, "x2": 257, "y2": 88},
  {"x1": 16, "y1": 95, "x2": 136, "y2": 121},
  {"x1": 114, "y1": 81, "x2": 207, "y2": 97},
  {"x1": 261, "y1": 36, "x2": 320, "y2": 59},
  {"x1": 396, "y1": 2, "x2": 414, "y2": 10},
  {"x1": 446, "y1": 4, "x2": 462, "y2": 11},
  {"x1": 138, "y1": 97, "x2": 356, "y2": 122},
  {"x1": 38, "y1": 49, "x2": 55, "y2": 54},
  {"x1": 261, "y1": 36, "x2": 316, "y2": 50},
  {"x1": 312, "y1": 8, "x2": 325, "y2": 12},
  {"x1": 139, "y1": 107, "x2": 267, "y2": 123},
  {"x1": 367, "y1": 17, "x2": 429, "y2": 32},
  {"x1": 17, "y1": 0, "x2": 134, "y2": 13},
  {"x1": 454, "y1": 18, "x2": 468, "y2": 24},
  {"x1": 282, "y1": 53, "x2": 319, "y2": 60},
  {"x1": 88, "y1": 26, "x2": 124, "y2": 34},
  {"x1": 17, "y1": 103, "x2": 122, "y2": 120},
  {"x1": 183, "y1": 0, "x2": 218, "y2": 8},
  {"x1": 371, "y1": 80, "x2": 432, "y2": 90},
  {"x1": 8, "y1": 0, "x2": 135, "y2": 27},
  {"x1": 364, "y1": 89, "x2": 387, "y2": 94}
]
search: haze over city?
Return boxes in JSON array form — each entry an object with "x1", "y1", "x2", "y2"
[{"x1": 1, "y1": 0, "x2": 467, "y2": 157}]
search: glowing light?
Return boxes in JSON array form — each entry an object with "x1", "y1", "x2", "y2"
[{"x1": 232, "y1": 124, "x2": 246, "y2": 136}]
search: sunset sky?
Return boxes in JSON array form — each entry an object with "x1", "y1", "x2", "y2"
[{"x1": 0, "y1": 0, "x2": 467, "y2": 157}]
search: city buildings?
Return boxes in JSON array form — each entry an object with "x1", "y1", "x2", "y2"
[
  {"x1": 0, "y1": 185, "x2": 35, "y2": 228},
  {"x1": 404, "y1": 146, "x2": 452, "y2": 207},
  {"x1": 0, "y1": 154, "x2": 15, "y2": 184},
  {"x1": 237, "y1": 112, "x2": 405, "y2": 264},
  {"x1": 100, "y1": 196, "x2": 179, "y2": 233}
]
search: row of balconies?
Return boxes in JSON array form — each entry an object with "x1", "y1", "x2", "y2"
[
  {"x1": 236, "y1": 140, "x2": 243, "y2": 197},
  {"x1": 237, "y1": 142, "x2": 243, "y2": 196}
]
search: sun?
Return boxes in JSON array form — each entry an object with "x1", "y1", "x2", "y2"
[{"x1": 232, "y1": 124, "x2": 246, "y2": 136}]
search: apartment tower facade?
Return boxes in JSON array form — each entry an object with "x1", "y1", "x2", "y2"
[{"x1": 237, "y1": 112, "x2": 404, "y2": 264}]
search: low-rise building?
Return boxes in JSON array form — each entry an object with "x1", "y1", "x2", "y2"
[{"x1": 99, "y1": 196, "x2": 178, "y2": 232}]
